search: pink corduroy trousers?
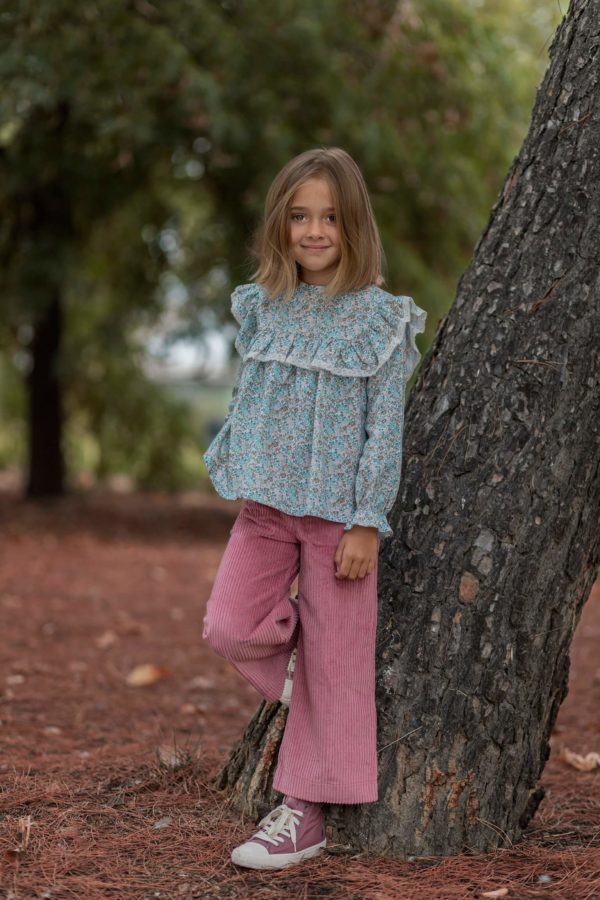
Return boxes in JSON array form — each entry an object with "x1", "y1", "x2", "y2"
[{"x1": 202, "y1": 498, "x2": 380, "y2": 804}]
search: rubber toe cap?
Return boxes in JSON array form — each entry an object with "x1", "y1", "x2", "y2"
[{"x1": 231, "y1": 840, "x2": 271, "y2": 867}]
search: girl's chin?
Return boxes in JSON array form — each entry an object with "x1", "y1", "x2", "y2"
[{"x1": 296, "y1": 255, "x2": 340, "y2": 269}]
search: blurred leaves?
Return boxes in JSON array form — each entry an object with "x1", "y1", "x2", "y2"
[{"x1": 0, "y1": 0, "x2": 564, "y2": 488}]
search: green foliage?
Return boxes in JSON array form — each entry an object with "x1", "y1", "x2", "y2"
[
  {"x1": 65, "y1": 351, "x2": 202, "y2": 491},
  {"x1": 0, "y1": 0, "x2": 565, "y2": 489}
]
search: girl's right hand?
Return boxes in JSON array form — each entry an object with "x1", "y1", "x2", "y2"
[{"x1": 334, "y1": 527, "x2": 378, "y2": 580}]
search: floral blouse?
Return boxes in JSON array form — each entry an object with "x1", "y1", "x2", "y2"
[{"x1": 202, "y1": 280, "x2": 427, "y2": 539}]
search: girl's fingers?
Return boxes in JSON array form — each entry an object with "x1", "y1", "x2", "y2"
[
  {"x1": 336, "y1": 551, "x2": 376, "y2": 580},
  {"x1": 358, "y1": 557, "x2": 375, "y2": 579},
  {"x1": 360, "y1": 559, "x2": 374, "y2": 578},
  {"x1": 348, "y1": 558, "x2": 364, "y2": 580}
]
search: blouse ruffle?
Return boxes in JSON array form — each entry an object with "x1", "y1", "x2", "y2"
[{"x1": 231, "y1": 282, "x2": 426, "y2": 379}]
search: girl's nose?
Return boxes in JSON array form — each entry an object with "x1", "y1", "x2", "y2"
[{"x1": 306, "y1": 219, "x2": 324, "y2": 238}]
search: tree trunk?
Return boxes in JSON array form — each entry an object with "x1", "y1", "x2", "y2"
[
  {"x1": 214, "y1": 700, "x2": 289, "y2": 823},
  {"x1": 214, "y1": 0, "x2": 600, "y2": 856},
  {"x1": 26, "y1": 293, "x2": 66, "y2": 498}
]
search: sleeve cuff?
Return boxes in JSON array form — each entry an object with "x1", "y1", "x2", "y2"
[{"x1": 343, "y1": 510, "x2": 393, "y2": 539}]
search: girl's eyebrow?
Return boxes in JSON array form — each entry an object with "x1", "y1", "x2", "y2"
[{"x1": 290, "y1": 206, "x2": 335, "y2": 212}]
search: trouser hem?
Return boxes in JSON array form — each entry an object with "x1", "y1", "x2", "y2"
[{"x1": 272, "y1": 769, "x2": 379, "y2": 804}]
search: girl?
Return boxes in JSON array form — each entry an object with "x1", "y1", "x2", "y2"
[{"x1": 202, "y1": 146, "x2": 427, "y2": 870}]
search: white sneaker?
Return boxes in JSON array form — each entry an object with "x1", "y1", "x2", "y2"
[
  {"x1": 231, "y1": 801, "x2": 326, "y2": 869},
  {"x1": 279, "y1": 647, "x2": 297, "y2": 706}
]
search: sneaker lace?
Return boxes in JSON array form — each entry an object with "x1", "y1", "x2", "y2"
[{"x1": 253, "y1": 803, "x2": 303, "y2": 850}]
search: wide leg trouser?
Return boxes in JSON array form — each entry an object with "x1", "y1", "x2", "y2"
[{"x1": 202, "y1": 499, "x2": 380, "y2": 804}]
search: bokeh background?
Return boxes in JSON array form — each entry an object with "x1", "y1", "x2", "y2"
[{"x1": 1, "y1": 0, "x2": 563, "y2": 497}]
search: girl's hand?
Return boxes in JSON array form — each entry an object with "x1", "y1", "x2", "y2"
[{"x1": 334, "y1": 525, "x2": 379, "y2": 580}]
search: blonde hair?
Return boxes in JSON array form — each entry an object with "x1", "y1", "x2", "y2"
[{"x1": 249, "y1": 147, "x2": 386, "y2": 301}]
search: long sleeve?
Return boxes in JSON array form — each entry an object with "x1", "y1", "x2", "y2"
[{"x1": 343, "y1": 343, "x2": 407, "y2": 539}]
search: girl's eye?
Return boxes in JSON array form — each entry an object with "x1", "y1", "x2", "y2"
[{"x1": 290, "y1": 213, "x2": 337, "y2": 223}]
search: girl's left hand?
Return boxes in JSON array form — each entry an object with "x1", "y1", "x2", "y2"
[{"x1": 334, "y1": 526, "x2": 379, "y2": 580}]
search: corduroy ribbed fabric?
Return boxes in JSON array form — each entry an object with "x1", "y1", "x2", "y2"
[{"x1": 202, "y1": 498, "x2": 379, "y2": 804}]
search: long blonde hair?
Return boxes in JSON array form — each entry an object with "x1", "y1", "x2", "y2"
[{"x1": 249, "y1": 147, "x2": 386, "y2": 301}]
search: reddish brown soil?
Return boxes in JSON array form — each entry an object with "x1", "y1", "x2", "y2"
[{"x1": 0, "y1": 488, "x2": 598, "y2": 900}]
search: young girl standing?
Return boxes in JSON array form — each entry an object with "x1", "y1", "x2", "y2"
[{"x1": 202, "y1": 147, "x2": 427, "y2": 870}]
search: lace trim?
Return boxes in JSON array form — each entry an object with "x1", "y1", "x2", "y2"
[{"x1": 231, "y1": 284, "x2": 426, "y2": 379}]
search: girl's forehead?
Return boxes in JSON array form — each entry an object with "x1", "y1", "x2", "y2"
[{"x1": 291, "y1": 177, "x2": 335, "y2": 207}]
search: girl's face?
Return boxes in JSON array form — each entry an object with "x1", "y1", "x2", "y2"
[{"x1": 288, "y1": 177, "x2": 342, "y2": 285}]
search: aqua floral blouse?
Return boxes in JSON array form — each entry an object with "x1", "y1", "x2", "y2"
[{"x1": 203, "y1": 280, "x2": 427, "y2": 539}]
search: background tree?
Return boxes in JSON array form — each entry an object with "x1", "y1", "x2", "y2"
[
  {"x1": 1, "y1": 1, "x2": 203, "y2": 495},
  {"x1": 215, "y1": 0, "x2": 600, "y2": 857}
]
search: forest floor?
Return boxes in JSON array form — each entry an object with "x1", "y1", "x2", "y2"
[{"x1": 0, "y1": 486, "x2": 598, "y2": 900}]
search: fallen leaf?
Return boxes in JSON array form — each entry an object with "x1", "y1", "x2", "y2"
[
  {"x1": 95, "y1": 630, "x2": 119, "y2": 650},
  {"x1": 125, "y1": 664, "x2": 172, "y2": 687},
  {"x1": 481, "y1": 889, "x2": 509, "y2": 898},
  {"x1": 153, "y1": 816, "x2": 173, "y2": 830},
  {"x1": 43, "y1": 726, "x2": 62, "y2": 736},
  {"x1": 559, "y1": 746, "x2": 600, "y2": 771}
]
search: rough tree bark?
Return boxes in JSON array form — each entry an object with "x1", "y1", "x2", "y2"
[{"x1": 215, "y1": 0, "x2": 600, "y2": 857}]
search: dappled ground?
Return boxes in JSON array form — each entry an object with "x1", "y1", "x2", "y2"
[{"x1": 0, "y1": 486, "x2": 598, "y2": 900}]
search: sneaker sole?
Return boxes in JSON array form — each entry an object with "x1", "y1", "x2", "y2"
[{"x1": 231, "y1": 839, "x2": 326, "y2": 869}]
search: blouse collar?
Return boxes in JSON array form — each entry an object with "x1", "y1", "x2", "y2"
[{"x1": 298, "y1": 280, "x2": 326, "y2": 292}]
